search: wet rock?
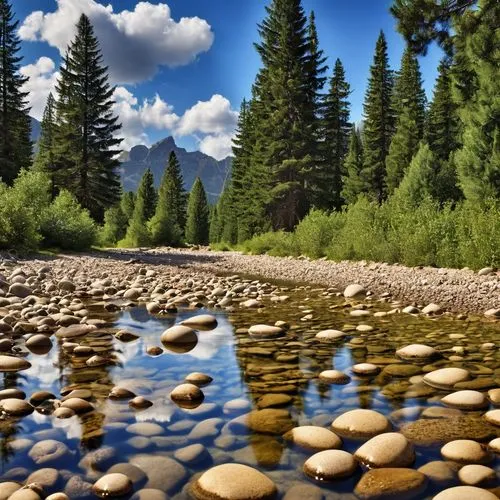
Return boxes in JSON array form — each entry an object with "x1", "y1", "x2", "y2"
[
  {"x1": 190, "y1": 463, "x2": 277, "y2": 500},
  {"x1": 86, "y1": 355, "x2": 109, "y2": 367},
  {"x1": 423, "y1": 367, "x2": 470, "y2": 390},
  {"x1": 161, "y1": 325, "x2": 197, "y2": 345},
  {"x1": 28, "y1": 440, "x2": 70, "y2": 465},
  {"x1": 248, "y1": 325, "x2": 285, "y2": 339},
  {"x1": 109, "y1": 387, "x2": 136, "y2": 400},
  {"x1": 489, "y1": 437, "x2": 500, "y2": 453},
  {"x1": 303, "y1": 450, "x2": 357, "y2": 481},
  {"x1": 354, "y1": 432, "x2": 415, "y2": 468},
  {"x1": 433, "y1": 486, "x2": 498, "y2": 500},
  {"x1": 344, "y1": 284, "x2": 365, "y2": 298},
  {"x1": 441, "y1": 439, "x2": 493, "y2": 464},
  {"x1": 129, "y1": 396, "x2": 153, "y2": 410},
  {"x1": 124, "y1": 288, "x2": 142, "y2": 300},
  {"x1": 130, "y1": 489, "x2": 167, "y2": 500},
  {"x1": 484, "y1": 409, "x2": 500, "y2": 426},
  {"x1": 181, "y1": 314, "x2": 218, "y2": 329},
  {"x1": 26, "y1": 468, "x2": 60, "y2": 493},
  {"x1": 441, "y1": 390, "x2": 488, "y2": 410},
  {"x1": 170, "y1": 383, "x2": 204, "y2": 408},
  {"x1": 8, "y1": 488, "x2": 42, "y2": 500},
  {"x1": 487, "y1": 388, "x2": 500, "y2": 405},
  {"x1": 115, "y1": 330, "x2": 140, "y2": 342},
  {"x1": 422, "y1": 303, "x2": 442, "y2": 315},
  {"x1": 53, "y1": 407, "x2": 75, "y2": 419},
  {"x1": 127, "y1": 422, "x2": 163, "y2": 437},
  {"x1": 187, "y1": 418, "x2": 224, "y2": 441},
  {"x1": 146, "y1": 346, "x2": 163, "y2": 356},
  {"x1": 352, "y1": 363, "x2": 380, "y2": 376},
  {"x1": 92, "y1": 473, "x2": 132, "y2": 498},
  {"x1": 26, "y1": 334, "x2": 52, "y2": 354},
  {"x1": 283, "y1": 426, "x2": 342, "y2": 452},
  {"x1": 315, "y1": 329, "x2": 346, "y2": 341},
  {"x1": 229, "y1": 409, "x2": 294, "y2": 435},
  {"x1": 64, "y1": 476, "x2": 93, "y2": 498},
  {"x1": 55, "y1": 324, "x2": 96, "y2": 340},
  {"x1": 396, "y1": 344, "x2": 437, "y2": 361},
  {"x1": 60, "y1": 397, "x2": 93, "y2": 414},
  {"x1": 0, "y1": 355, "x2": 31, "y2": 372},
  {"x1": 421, "y1": 407, "x2": 462, "y2": 419},
  {"x1": 458, "y1": 464, "x2": 496, "y2": 486},
  {"x1": 318, "y1": 369, "x2": 350, "y2": 384},
  {"x1": 107, "y1": 463, "x2": 147, "y2": 486},
  {"x1": 45, "y1": 495, "x2": 70, "y2": 500},
  {"x1": 355, "y1": 468, "x2": 427, "y2": 500},
  {"x1": 0, "y1": 398, "x2": 33, "y2": 416},
  {"x1": 257, "y1": 393, "x2": 292, "y2": 409},
  {"x1": 0, "y1": 482, "x2": 21, "y2": 500},
  {"x1": 223, "y1": 398, "x2": 252, "y2": 415},
  {"x1": 130, "y1": 455, "x2": 186, "y2": 492},
  {"x1": 185, "y1": 372, "x2": 213, "y2": 387},
  {"x1": 417, "y1": 461, "x2": 458, "y2": 486},
  {"x1": 331, "y1": 409, "x2": 391, "y2": 440},
  {"x1": 174, "y1": 443, "x2": 209, "y2": 465},
  {"x1": 283, "y1": 483, "x2": 323, "y2": 500}
]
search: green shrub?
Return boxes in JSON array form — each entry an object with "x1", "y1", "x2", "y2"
[
  {"x1": 294, "y1": 209, "x2": 339, "y2": 259},
  {"x1": 242, "y1": 231, "x2": 296, "y2": 256},
  {"x1": 40, "y1": 190, "x2": 97, "y2": 250},
  {"x1": 99, "y1": 205, "x2": 128, "y2": 246}
]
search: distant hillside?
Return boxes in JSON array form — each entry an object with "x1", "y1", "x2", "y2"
[
  {"x1": 31, "y1": 117, "x2": 41, "y2": 152},
  {"x1": 119, "y1": 137, "x2": 232, "y2": 202}
]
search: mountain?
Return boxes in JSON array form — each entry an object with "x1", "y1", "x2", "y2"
[
  {"x1": 119, "y1": 137, "x2": 232, "y2": 202},
  {"x1": 30, "y1": 117, "x2": 41, "y2": 144}
]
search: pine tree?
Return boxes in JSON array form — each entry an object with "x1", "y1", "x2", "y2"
[
  {"x1": 100, "y1": 205, "x2": 127, "y2": 246},
  {"x1": 148, "y1": 152, "x2": 186, "y2": 246},
  {"x1": 320, "y1": 58, "x2": 351, "y2": 210},
  {"x1": 361, "y1": 31, "x2": 395, "y2": 203},
  {"x1": 0, "y1": 0, "x2": 31, "y2": 184},
  {"x1": 185, "y1": 177, "x2": 209, "y2": 245},
  {"x1": 209, "y1": 204, "x2": 221, "y2": 244},
  {"x1": 34, "y1": 93, "x2": 57, "y2": 197},
  {"x1": 120, "y1": 191, "x2": 135, "y2": 222},
  {"x1": 119, "y1": 169, "x2": 153, "y2": 247},
  {"x1": 139, "y1": 168, "x2": 157, "y2": 221},
  {"x1": 54, "y1": 14, "x2": 122, "y2": 221},
  {"x1": 341, "y1": 126, "x2": 366, "y2": 205}
]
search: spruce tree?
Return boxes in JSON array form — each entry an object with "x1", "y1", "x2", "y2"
[
  {"x1": 120, "y1": 191, "x2": 135, "y2": 222},
  {"x1": 120, "y1": 169, "x2": 153, "y2": 247},
  {"x1": 139, "y1": 168, "x2": 157, "y2": 221},
  {"x1": 148, "y1": 152, "x2": 186, "y2": 246},
  {"x1": 320, "y1": 58, "x2": 351, "y2": 210},
  {"x1": 185, "y1": 177, "x2": 209, "y2": 245},
  {"x1": 209, "y1": 204, "x2": 221, "y2": 244},
  {"x1": 0, "y1": 0, "x2": 32, "y2": 184},
  {"x1": 54, "y1": 14, "x2": 122, "y2": 221},
  {"x1": 361, "y1": 31, "x2": 395, "y2": 203},
  {"x1": 34, "y1": 93, "x2": 57, "y2": 197},
  {"x1": 341, "y1": 126, "x2": 366, "y2": 205}
]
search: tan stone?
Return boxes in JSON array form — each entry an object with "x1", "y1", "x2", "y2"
[{"x1": 303, "y1": 450, "x2": 357, "y2": 481}]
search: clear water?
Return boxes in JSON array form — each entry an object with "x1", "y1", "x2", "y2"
[{"x1": 1, "y1": 283, "x2": 499, "y2": 498}]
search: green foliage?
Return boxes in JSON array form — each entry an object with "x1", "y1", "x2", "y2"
[
  {"x1": 99, "y1": 205, "x2": 128, "y2": 246},
  {"x1": 53, "y1": 14, "x2": 122, "y2": 221},
  {"x1": 0, "y1": 0, "x2": 32, "y2": 184},
  {"x1": 40, "y1": 190, "x2": 97, "y2": 250},
  {"x1": 185, "y1": 177, "x2": 209, "y2": 245},
  {"x1": 294, "y1": 209, "x2": 340, "y2": 259},
  {"x1": 241, "y1": 231, "x2": 297, "y2": 257},
  {"x1": 341, "y1": 126, "x2": 365, "y2": 205},
  {"x1": 120, "y1": 191, "x2": 135, "y2": 221},
  {"x1": 209, "y1": 204, "x2": 222, "y2": 244}
]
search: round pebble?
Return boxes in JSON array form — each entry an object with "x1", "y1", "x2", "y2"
[
  {"x1": 441, "y1": 440, "x2": 492, "y2": 464},
  {"x1": 303, "y1": 450, "x2": 357, "y2": 481},
  {"x1": 433, "y1": 486, "x2": 498, "y2": 500},
  {"x1": 315, "y1": 330, "x2": 346, "y2": 341},
  {"x1": 423, "y1": 368, "x2": 470, "y2": 390},
  {"x1": 458, "y1": 464, "x2": 496, "y2": 486},
  {"x1": 92, "y1": 473, "x2": 132, "y2": 498},
  {"x1": 354, "y1": 468, "x2": 427, "y2": 499},
  {"x1": 331, "y1": 409, "x2": 391, "y2": 439},
  {"x1": 441, "y1": 390, "x2": 488, "y2": 410},
  {"x1": 396, "y1": 344, "x2": 437, "y2": 361},
  {"x1": 354, "y1": 432, "x2": 415, "y2": 468},
  {"x1": 319, "y1": 370, "x2": 350, "y2": 384},
  {"x1": 248, "y1": 325, "x2": 284, "y2": 339},
  {"x1": 283, "y1": 426, "x2": 342, "y2": 452},
  {"x1": 352, "y1": 363, "x2": 380, "y2": 376},
  {"x1": 484, "y1": 409, "x2": 500, "y2": 426},
  {"x1": 185, "y1": 372, "x2": 213, "y2": 387},
  {"x1": 160, "y1": 325, "x2": 197, "y2": 345}
]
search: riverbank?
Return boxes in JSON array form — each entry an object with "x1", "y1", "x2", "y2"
[{"x1": 2, "y1": 248, "x2": 498, "y2": 316}]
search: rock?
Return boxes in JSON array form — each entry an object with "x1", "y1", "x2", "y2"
[
  {"x1": 229, "y1": 409, "x2": 294, "y2": 435},
  {"x1": 396, "y1": 344, "x2": 437, "y2": 361},
  {"x1": 59, "y1": 280, "x2": 76, "y2": 292},
  {"x1": 303, "y1": 450, "x2": 357, "y2": 481},
  {"x1": 315, "y1": 330, "x2": 346, "y2": 341},
  {"x1": 352, "y1": 363, "x2": 380, "y2": 376},
  {"x1": 484, "y1": 409, "x2": 500, "y2": 426},
  {"x1": 354, "y1": 432, "x2": 415, "y2": 468},
  {"x1": 64, "y1": 476, "x2": 93, "y2": 498},
  {"x1": 283, "y1": 483, "x2": 323, "y2": 500},
  {"x1": 0, "y1": 355, "x2": 31, "y2": 372},
  {"x1": 109, "y1": 387, "x2": 136, "y2": 400},
  {"x1": 344, "y1": 284, "x2": 365, "y2": 298},
  {"x1": 115, "y1": 330, "x2": 140, "y2": 342},
  {"x1": 417, "y1": 461, "x2": 458, "y2": 486},
  {"x1": 433, "y1": 486, "x2": 498, "y2": 500},
  {"x1": 257, "y1": 393, "x2": 292, "y2": 408},
  {"x1": 441, "y1": 390, "x2": 488, "y2": 410},
  {"x1": 170, "y1": 383, "x2": 204, "y2": 408},
  {"x1": 488, "y1": 388, "x2": 500, "y2": 406},
  {"x1": 60, "y1": 397, "x2": 93, "y2": 414},
  {"x1": 53, "y1": 407, "x2": 75, "y2": 419},
  {"x1": 242, "y1": 299, "x2": 261, "y2": 308},
  {"x1": 190, "y1": 463, "x2": 277, "y2": 500},
  {"x1": 146, "y1": 346, "x2": 163, "y2": 356},
  {"x1": 160, "y1": 325, "x2": 197, "y2": 345},
  {"x1": 423, "y1": 367, "x2": 470, "y2": 390},
  {"x1": 318, "y1": 369, "x2": 350, "y2": 384},
  {"x1": 484, "y1": 308, "x2": 500, "y2": 318},
  {"x1": 458, "y1": 464, "x2": 496, "y2": 486},
  {"x1": 55, "y1": 324, "x2": 96, "y2": 339},
  {"x1": 0, "y1": 398, "x2": 33, "y2": 416},
  {"x1": 124, "y1": 288, "x2": 142, "y2": 300},
  {"x1": 0, "y1": 482, "x2": 22, "y2": 500},
  {"x1": 402, "y1": 306, "x2": 420, "y2": 314},
  {"x1": 26, "y1": 468, "x2": 60, "y2": 492},
  {"x1": 354, "y1": 468, "x2": 427, "y2": 500},
  {"x1": 181, "y1": 314, "x2": 218, "y2": 329},
  {"x1": 223, "y1": 398, "x2": 252, "y2": 415},
  {"x1": 129, "y1": 396, "x2": 153, "y2": 410},
  {"x1": 8, "y1": 283, "x2": 32, "y2": 298},
  {"x1": 185, "y1": 372, "x2": 213, "y2": 387},
  {"x1": 174, "y1": 443, "x2": 208, "y2": 464},
  {"x1": 107, "y1": 463, "x2": 147, "y2": 486},
  {"x1": 421, "y1": 407, "x2": 462, "y2": 419},
  {"x1": 401, "y1": 416, "x2": 498, "y2": 446},
  {"x1": 130, "y1": 490, "x2": 168, "y2": 500},
  {"x1": 129, "y1": 455, "x2": 186, "y2": 492},
  {"x1": 26, "y1": 334, "x2": 52, "y2": 354},
  {"x1": 86, "y1": 355, "x2": 109, "y2": 367},
  {"x1": 489, "y1": 437, "x2": 500, "y2": 453},
  {"x1": 7, "y1": 489, "x2": 42, "y2": 500},
  {"x1": 92, "y1": 473, "x2": 132, "y2": 498},
  {"x1": 46, "y1": 495, "x2": 70, "y2": 500},
  {"x1": 283, "y1": 426, "x2": 342, "y2": 452},
  {"x1": 441, "y1": 439, "x2": 493, "y2": 464},
  {"x1": 28, "y1": 440, "x2": 70, "y2": 465},
  {"x1": 248, "y1": 325, "x2": 285, "y2": 339},
  {"x1": 478, "y1": 267, "x2": 494, "y2": 276},
  {"x1": 331, "y1": 409, "x2": 391, "y2": 439},
  {"x1": 422, "y1": 303, "x2": 442, "y2": 315},
  {"x1": 127, "y1": 422, "x2": 163, "y2": 437}
]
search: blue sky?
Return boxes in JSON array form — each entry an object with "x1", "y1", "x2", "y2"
[{"x1": 16, "y1": 0, "x2": 443, "y2": 159}]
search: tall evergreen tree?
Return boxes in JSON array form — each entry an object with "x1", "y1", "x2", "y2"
[
  {"x1": 361, "y1": 31, "x2": 395, "y2": 203},
  {"x1": 54, "y1": 14, "x2": 122, "y2": 221},
  {"x1": 209, "y1": 204, "x2": 222, "y2": 244},
  {"x1": 185, "y1": 177, "x2": 209, "y2": 245},
  {"x1": 341, "y1": 126, "x2": 366, "y2": 205},
  {"x1": 320, "y1": 58, "x2": 351, "y2": 210},
  {"x1": 0, "y1": 0, "x2": 31, "y2": 184},
  {"x1": 120, "y1": 191, "x2": 135, "y2": 222},
  {"x1": 139, "y1": 168, "x2": 157, "y2": 221},
  {"x1": 148, "y1": 152, "x2": 186, "y2": 246},
  {"x1": 34, "y1": 93, "x2": 57, "y2": 197}
]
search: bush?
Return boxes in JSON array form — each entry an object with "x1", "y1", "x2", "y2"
[
  {"x1": 241, "y1": 231, "x2": 297, "y2": 256},
  {"x1": 294, "y1": 209, "x2": 340, "y2": 259},
  {"x1": 99, "y1": 205, "x2": 128, "y2": 247},
  {"x1": 40, "y1": 190, "x2": 97, "y2": 250}
]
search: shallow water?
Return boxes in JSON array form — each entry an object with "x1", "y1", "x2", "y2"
[{"x1": 1, "y1": 281, "x2": 499, "y2": 498}]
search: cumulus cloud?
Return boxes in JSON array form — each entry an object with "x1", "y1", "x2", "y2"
[
  {"x1": 19, "y1": 0, "x2": 214, "y2": 83},
  {"x1": 199, "y1": 133, "x2": 235, "y2": 160},
  {"x1": 20, "y1": 56, "x2": 59, "y2": 120}
]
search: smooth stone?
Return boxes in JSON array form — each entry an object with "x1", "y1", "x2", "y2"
[
  {"x1": 433, "y1": 486, "x2": 498, "y2": 500},
  {"x1": 174, "y1": 443, "x2": 208, "y2": 464},
  {"x1": 319, "y1": 370, "x2": 350, "y2": 384},
  {"x1": 423, "y1": 368, "x2": 470, "y2": 390},
  {"x1": 170, "y1": 384, "x2": 204, "y2": 407},
  {"x1": 191, "y1": 463, "x2": 277, "y2": 500},
  {"x1": 283, "y1": 426, "x2": 342, "y2": 452},
  {"x1": 130, "y1": 490, "x2": 168, "y2": 500},
  {"x1": 248, "y1": 325, "x2": 284, "y2": 339},
  {"x1": 0, "y1": 355, "x2": 31, "y2": 372},
  {"x1": 92, "y1": 473, "x2": 132, "y2": 498},
  {"x1": 8, "y1": 283, "x2": 32, "y2": 298},
  {"x1": 354, "y1": 468, "x2": 427, "y2": 500},
  {"x1": 229, "y1": 409, "x2": 294, "y2": 435},
  {"x1": 417, "y1": 461, "x2": 458, "y2": 485},
  {"x1": 344, "y1": 284, "x2": 366, "y2": 298},
  {"x1": 28, "y1": 440, "x2": 70, "y2": 465},
  {"x1": 53, "y1": 407, "x2": 75, "y2": 419},
  {"x1": 26, "y1": 468, "x2": 59, "y2": 491},
  {"x1": 441, "y1": 390, "x2": 488, "y2": 410},
  {"x1": 458, "y1": 464, "x2": 496, "y2": 486},
  {"x1": 7, "y1": 489, "x2": 41, "y2": 500},
  {"x1": 283, "y1": 483, "x2": 323, "y2": 500},
  {"x1": 130, "y1": 455, "x2": 186, "y2": 492},
  {"x1": 422, "y1": 303, "x2": 442, "y2": 314},
  {"x1": 46, "y1": 495, "x2": 70, "y2": 500},
  {"x1": 60, "y1": 398, "x2": 93, "y2": 414},
  {"x1": 331, "y1": 409, "x2": 391, "y2": 439},
  {"x1": 127, "y1": 422, "x2": 163, "y2": 437},
  {"x1": 487, "y1": 388, "x2": 500, "y2": 405},
  {"x1": 421, "y1": 407, "x2": 463, "y2": 419},
  {"x1": 115, "y1": 330, "x2": 140, "y2": 342},
  {"x1": 484, "y1": 409, "x2": 500, "y2": 426},
  {"x1": 257, "y1": 393, "x2": 292, "y2": 409},
  {"x1": 0, "y1": 398, "x2": 33, "y2": 416},
  {"x1": 109, "y1": 387, "x2": 136, "y2": 400},
  {"x1": 441, "y1": 440, "x2": 493, "y2": 464},
  {"x1": 30, "y1": 391, "x2": 56, "y2": 406},
  {"x1": 123, "y1": 288, "x2": 142, "y2": 300},
  {"x1": 354, "y1": 432, "x2": 415, "y2": 468},
  {"x1": 303, "y1": 450, "x2": 357, "y2": 481},
  {"x1": 160, "y1": 325, "x2": 197, "y2": 345},
  {"x1": 146, "y1": 346, "x2": 163, "y2": 356},
  {"x1": 396, "y1": 344, "x2": 437, "y2": 361},
  {"x1": 223, "y1": 398, "x2": 252, "y2": 415},
  {"x1": 0, "y1": 482, "x2": 22, "y2": 500},
  {"x1": 315, "y1": 330, "x2": 346, "y2": 341},
  {"x1": 352, "y1": 363, "x2": 380, "y2": 376},
  {"x1": 0, "y1": 388, "x2": 25, "y2": 400},
  {"x1": 55, "y1": 324, "x2": 96, "y2": 339},
  {"x1": 181, "y1": 314, "x2": 218, "y2": 329},
  {"x1": 64, "y1": 476, "x2": 93, "y2": 498},
  {"x1": 26, "y1": 334, "x2": 52, "y2": 353},
  {"x1": 185, "y1": 372, "x2": 213, "y2": 387},
  {"x1": 129, "y1": 396, "x2": 153, "y2": 410},
  {"x1": 489, "y1": 437, "x2": 500, "y2": 453}
]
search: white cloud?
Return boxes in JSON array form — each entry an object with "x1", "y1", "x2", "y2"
[
  {"x1": 199, "y1": 133, "x2": 235, "y2": 160},
  {"x1": 20, "y1": 57, "x2": 59, "y2": 120},
  {"x1": 19, "y1": 0, "x2": 214, "y2": 84}
]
